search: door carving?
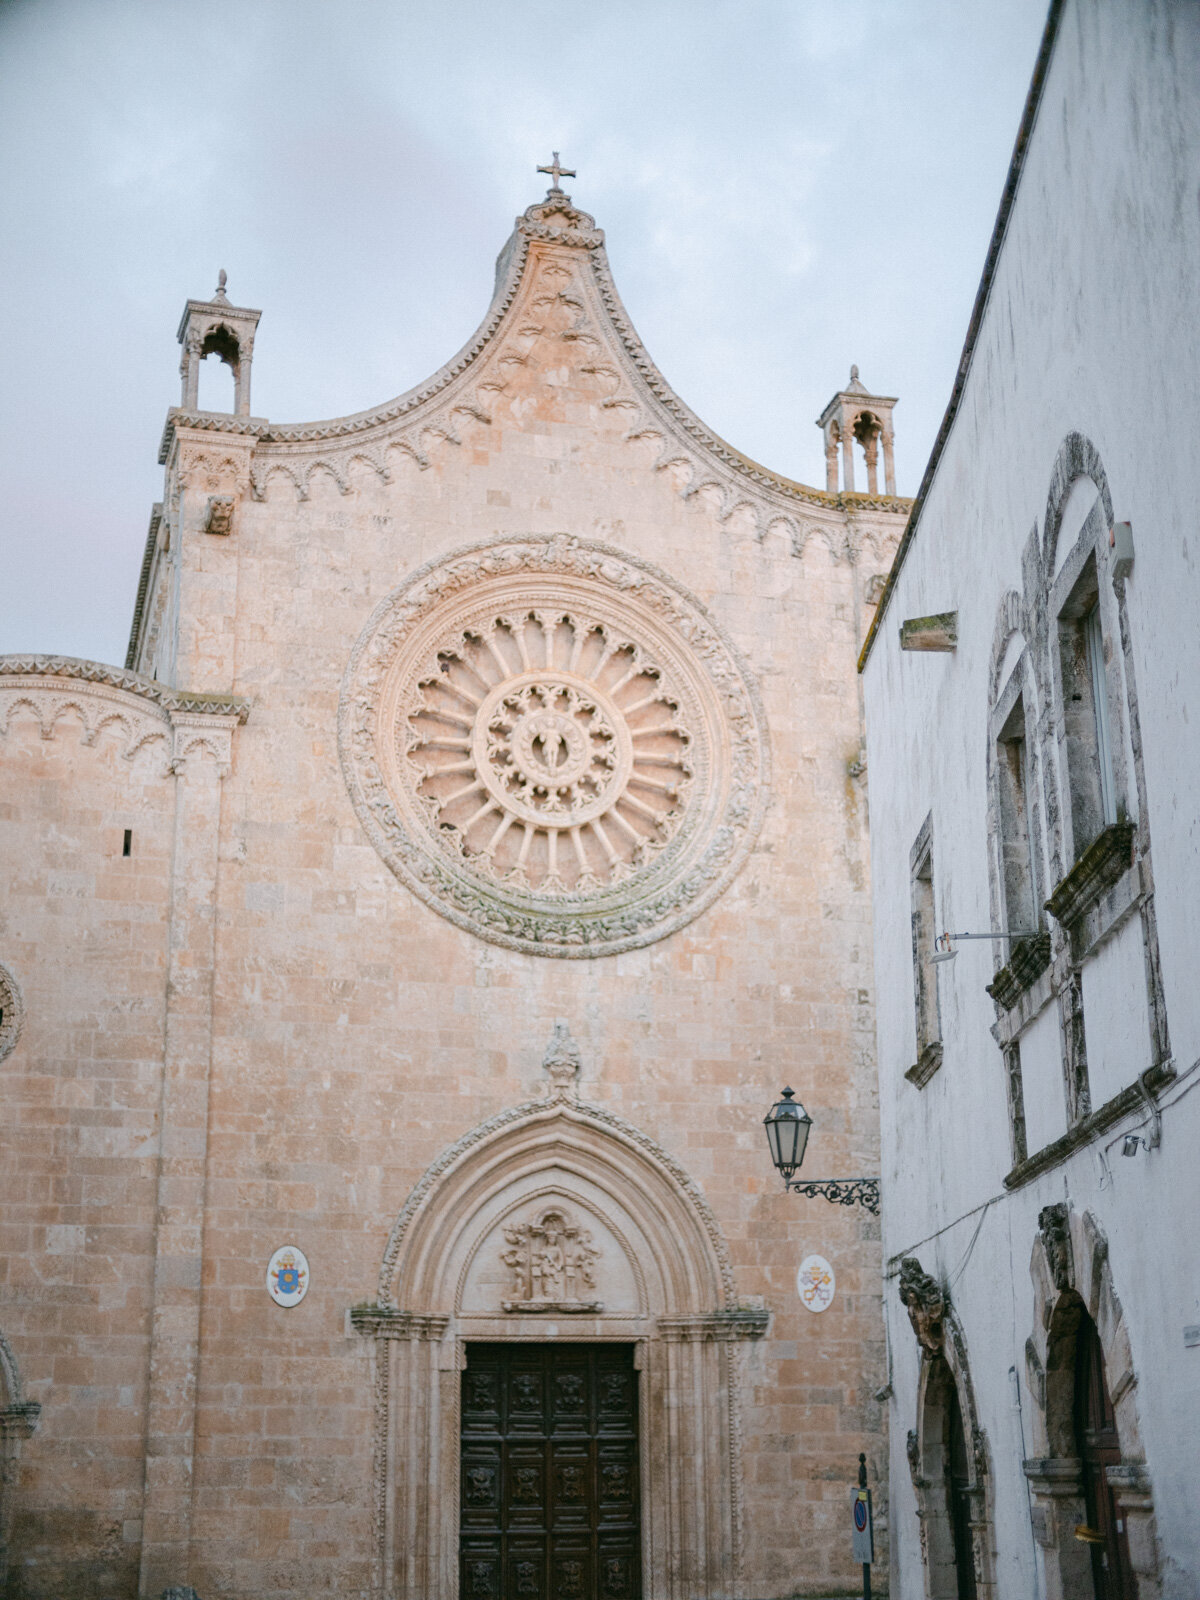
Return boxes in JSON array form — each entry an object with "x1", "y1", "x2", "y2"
[{"x1": 460, "y1": 1344, "x2": 640, "y2": 1600}]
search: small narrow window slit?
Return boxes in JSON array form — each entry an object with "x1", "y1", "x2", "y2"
[{"x1": 122, "y1": 829, "x2": 132, "y2": 858}]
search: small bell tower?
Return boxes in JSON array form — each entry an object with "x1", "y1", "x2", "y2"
[
  {"x1": 816, "y1": 366, "x2": 898, "y2": 496},
  {"x1": 176, "y1": 270, "x2": 262, "y2": 417}
]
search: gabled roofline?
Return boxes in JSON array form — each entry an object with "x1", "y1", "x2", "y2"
[
  {"x1": 857, "y1": 0, "x2": 1065, "y2": 674},
  {"x1": 157, "y1": 191, "x2": 911, "y2": 518}
]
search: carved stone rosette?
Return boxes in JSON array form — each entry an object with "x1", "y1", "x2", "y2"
[{"x1": 339, "y1": 536, "x2": 768, "y2": 956}]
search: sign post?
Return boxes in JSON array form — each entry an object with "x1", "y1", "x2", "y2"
[{"x1": 851, "y1": 1452, "x2": 874, "y2": 1599}]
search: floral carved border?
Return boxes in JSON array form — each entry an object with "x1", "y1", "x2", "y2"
[{"x1": 339, "y1": 535, "x2": 769, "y2": 958}]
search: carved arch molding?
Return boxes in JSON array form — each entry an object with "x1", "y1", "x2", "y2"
[
  {"x1": 351, "y1": 1093, "x2": 767, "y2": 1600},
  {"x1": 897, "y1": 1258, "x2": 997, "y2": 1600},
  {"x1": 338, "y1": 535, "x2": 769, "y2": 957}
]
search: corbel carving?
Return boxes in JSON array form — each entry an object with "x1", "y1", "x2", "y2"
[
  {"x1": 204, "y1": 496, "x2": 235, "y2": 536},
  {"x1": 898, "y1": 1256, "x2": 947, "y2": 1353},
  {"x1": 1038, "y1": 1203, "x2": 1074, "y2": 1293}
]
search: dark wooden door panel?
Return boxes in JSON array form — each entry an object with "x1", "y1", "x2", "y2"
[{"x1": 461, "y1": 1344, "x2": 640, "y2": 1600}]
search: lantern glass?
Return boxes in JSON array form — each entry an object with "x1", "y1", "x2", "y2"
[{"x1": 763, "y1": 1087, "x2": 813, "y2": 1185}]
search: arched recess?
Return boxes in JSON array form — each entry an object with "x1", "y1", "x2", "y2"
[
  {"x1": 0, "y1": 1328, "x2": 41, "y2": 1591},
  {"x1": 898, "y1": 1259, "x2": 996, "y2": 1599},
  {"x1": 352, "y1": 1090, "x2": 765, "y2": 1600},
  {"x1": 1023, "y1": 1205, "x2": 1161, "y2": 1599}
]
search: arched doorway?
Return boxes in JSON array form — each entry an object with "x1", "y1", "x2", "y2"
[
  {"x1": 898, "y1": 1257, "x2": 994, "y2": 1599},
  {"x1": 946, "y1": 1380, "x2": 978, "y2": 1600},
  {"x1": 1024, "y1": 1205, "x2": 1161, "y2": 1599},
  {"x1": 917, "y1": 1358, "x2": 980, "y2": 1600},
  {"x1": 1074, "y1": 1310, "x2": 1135, "y2": 1598},
  {"x1": 353, "y1": 1085, "x2": 767, "y2": 1600}
]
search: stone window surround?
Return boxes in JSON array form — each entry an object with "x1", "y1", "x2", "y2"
[
  {"x1": 905, "y1": 812, "x2": 943, "y2": 1088},
  {"x1": 980, "y1": 435, "x2": 1172, "y2": 1189}
]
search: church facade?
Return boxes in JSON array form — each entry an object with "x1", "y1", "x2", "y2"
[{"x1": 0, "y1": 180, "x2": 908, "y2": 1598}]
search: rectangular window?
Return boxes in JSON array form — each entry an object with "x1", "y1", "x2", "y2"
[
  {"x1": 997, "y1": 696, "x2": 1039, "y2": 933},
  {"x1": 1057, "y1": 559, "x2": 1118, "y2": 856},
  {"x1": 1084, "y1": 605, "x2": 1117, "y2": 826},
  {"x1": 907, "y1": 816, "x2": 942, "y2": 1083}
]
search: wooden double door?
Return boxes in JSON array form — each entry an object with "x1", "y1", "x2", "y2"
[{"x1": 460, "y1": 1343, "x2": 641, "y2": 1600}]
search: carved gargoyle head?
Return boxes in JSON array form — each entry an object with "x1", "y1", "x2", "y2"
[{"x1": 898, "y1": 1257, "x2": 946, "y2": 1354}]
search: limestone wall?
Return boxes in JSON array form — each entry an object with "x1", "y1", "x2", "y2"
[{"x1": 1, "y1": 195, "x2": 907, "y2": 1599}]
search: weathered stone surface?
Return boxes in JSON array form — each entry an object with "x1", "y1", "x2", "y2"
[{"x1": 0, "y1": 181, "x2": 908, "y2": 1598}]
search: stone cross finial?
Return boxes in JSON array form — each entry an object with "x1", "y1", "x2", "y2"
[
  {"x1": 542, "y1": 1019, "x2": 582, "y2": 1098},
  {"x1": 537, "y1": 152, "x2": 576, "y2": 193}
]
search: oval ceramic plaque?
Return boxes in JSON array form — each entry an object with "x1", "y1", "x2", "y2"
[
  {"x1": 266, "y1": 1245, "x2": 310, "y2": 1308},
  {"x1": 797, "y1": 1253, "x2": 835, "y2": 1313}
]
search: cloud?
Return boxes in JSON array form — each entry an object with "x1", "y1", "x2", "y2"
[{"x1": 0, "y1": 0, "x2": 1047, "y2": 664}]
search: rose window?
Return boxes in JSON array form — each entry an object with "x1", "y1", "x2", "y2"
[
  {"x1": 340, "y1": 537, "x2": 768, "y2": 958},
  {"x1": 407, "y1": 615, "x2": 690, "y2": 893}
]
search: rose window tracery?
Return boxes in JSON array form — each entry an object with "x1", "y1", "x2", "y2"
[
  {"x1": 408, "y1": 614, "x2": 690, "y2": 893},
  {"x1": 340, "y1": 536, "x2": 768, "y2": 958}
]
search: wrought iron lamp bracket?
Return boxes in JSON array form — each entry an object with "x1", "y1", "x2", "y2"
[{"x1": 784, "y1": 1176, "x2": 880, "y2": 1215}]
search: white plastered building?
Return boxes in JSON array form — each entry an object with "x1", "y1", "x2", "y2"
[{"x1": 859, "y1": 2, "x2": 1200, "y2": 1597}]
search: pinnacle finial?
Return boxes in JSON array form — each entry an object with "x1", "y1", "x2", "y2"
[
  {"x1": 850, "y1": 363, "x2": 859, "y2": 383},
  {"x1": 214, "y1": 268, "x2": 229, "y2": 301},
  {"x1": 537, "y1": 151, "x2": 576, "y2": 194}
]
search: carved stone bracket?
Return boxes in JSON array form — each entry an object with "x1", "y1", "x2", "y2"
[
  {"x1": 1037, "y1": 1203, "x2": 1073, "y2": 1294},
  {"x1": 349, "y1": 1306, "x2": 450, "y2": 1342},
  {"x1": 656, "y1": 1307, "x2": 769, "y2": 1342},
  {"x1": 898, "y1": 1257, "x2": 946, "y2": 1354}
]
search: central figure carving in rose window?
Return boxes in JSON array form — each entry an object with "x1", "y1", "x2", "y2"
[{"x1": 407, "y1": 612, "x2": 692, "y2": 894}]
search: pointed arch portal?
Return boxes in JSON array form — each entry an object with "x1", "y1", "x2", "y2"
[{"x1": 352, "y1": 1094, "x2": 766, "y2": 1600}]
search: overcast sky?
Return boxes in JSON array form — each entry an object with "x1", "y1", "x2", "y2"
[{"x1": 1, "y1": 0, "x2": 1048, "y2": 668}]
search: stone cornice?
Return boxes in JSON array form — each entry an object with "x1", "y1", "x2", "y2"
[
  {"x1": 0, "y1": 656, "x2": 250, "y2": 723},
  {"x1": 158, "y1": 410, "x2": 267, "y2": 465}
]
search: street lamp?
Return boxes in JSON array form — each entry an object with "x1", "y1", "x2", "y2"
[
  {"x1": 763, "y1": 1087, "x2": 881, "y2": 1215},
  {"x1": 762, "y1": 1087, "x2": 812, "y2": 1185}
]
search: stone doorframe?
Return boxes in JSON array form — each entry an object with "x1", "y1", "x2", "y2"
[
  {"x1": 897, "y1": 1258, "x2": 996, "y2": 1599},
  {"x1": 351, "y1": 1084, "x2": 767, "y2": 1600},
  {"x1": 0, "y1": 1329, "x2": 41, "y2": 1593},
  {"x1": 1022, "y1": 1204, "x2": 1161, "y2": 1599}
]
